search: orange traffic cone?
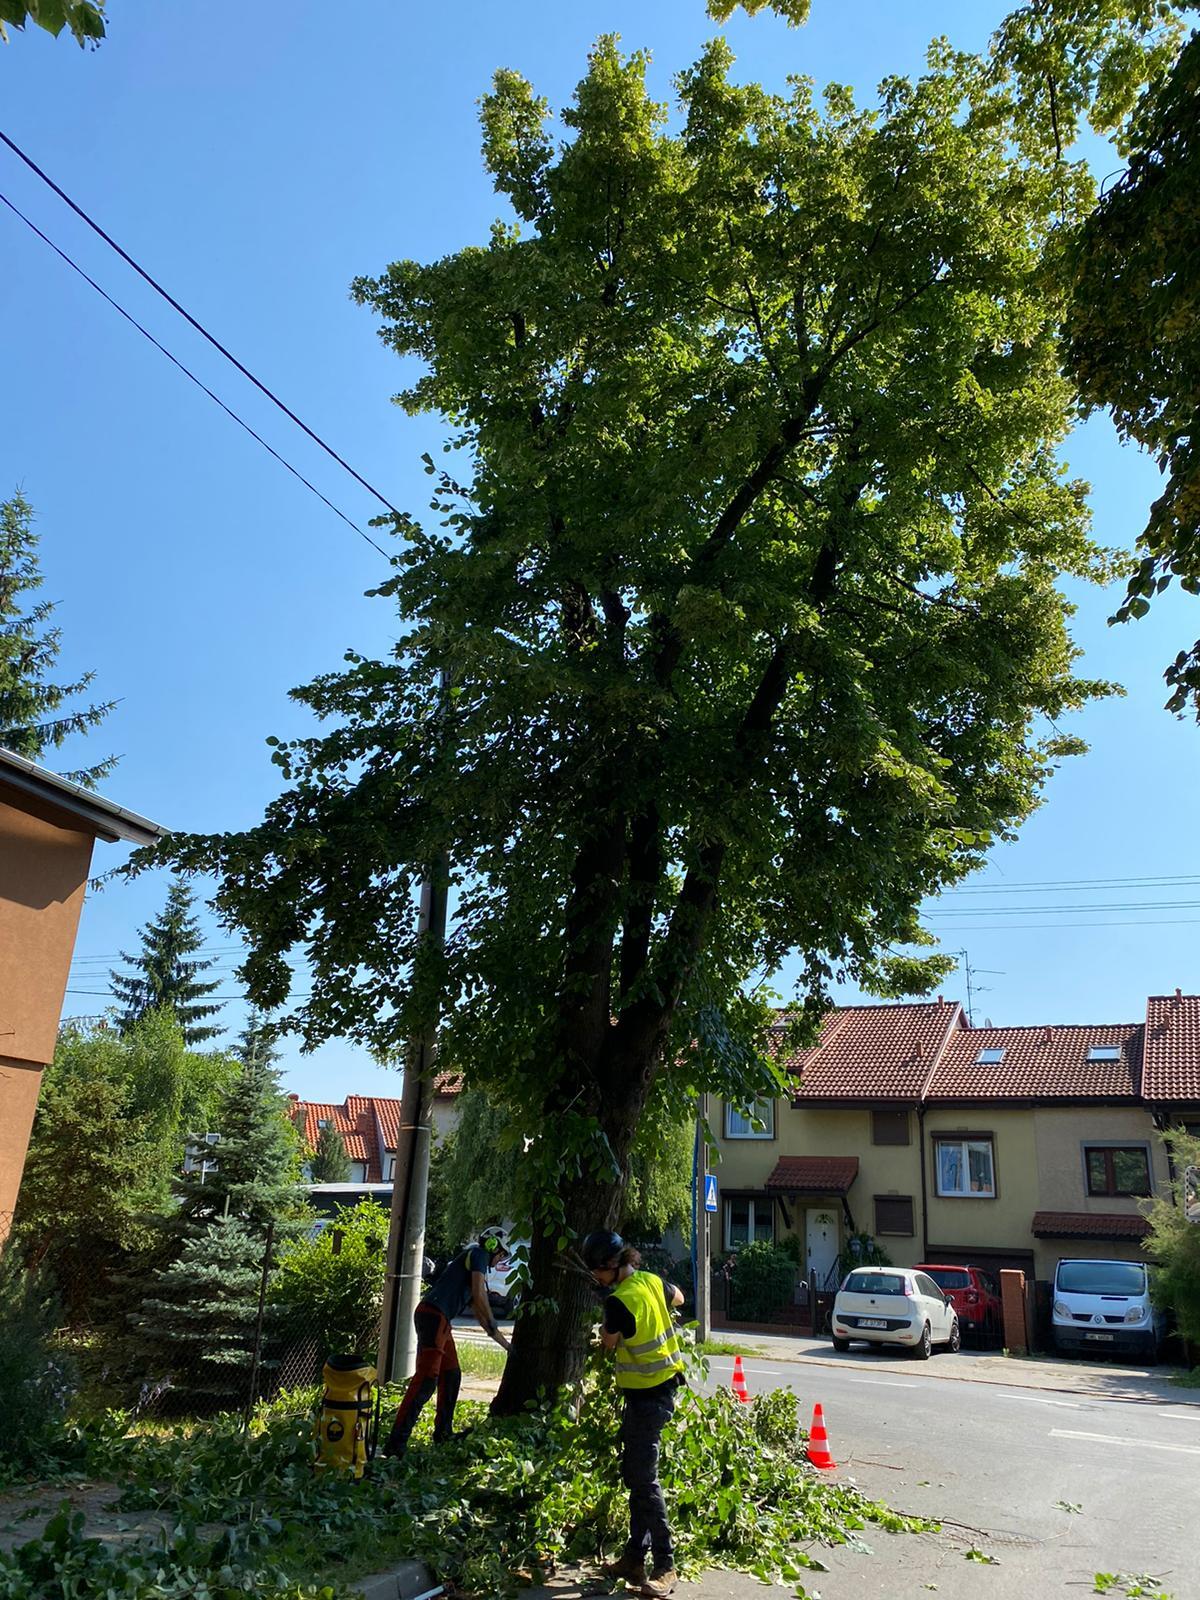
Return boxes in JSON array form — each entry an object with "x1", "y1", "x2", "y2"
[
  {"x1": 731, "y1": 1354, "x2": 751, "y2": 1403},
  {"x1": 806, "y1": 1403, "x2": 836, "y2": 1470}
]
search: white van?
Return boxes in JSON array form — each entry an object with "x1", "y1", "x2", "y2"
[{"x1": 1051, "y1": 1258, "x2": 1163, "y2": 1361}]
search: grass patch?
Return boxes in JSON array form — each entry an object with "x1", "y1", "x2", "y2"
[
  {"x1": 1168, "y1": 1367, "x2": 1200, "y2": 1388},
  {"x1": 695, "y1": 1338, "x2": 758, "y2": 1356},
  {"x1": 456, "y1": 1341, "x2": 507, "y2": 1379}
]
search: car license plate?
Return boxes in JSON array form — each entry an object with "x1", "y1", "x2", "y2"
[
  {"x1": 1084, "y1": 1331, "x2": 1114, "y2": 1341},
  {"x1": 860, "y1": 1318, "x2": 888, "y2": 1329}
]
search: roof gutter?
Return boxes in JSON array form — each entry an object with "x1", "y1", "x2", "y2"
[{"x1": 0, "y1": 748, "x2": 164, "y2": 846}]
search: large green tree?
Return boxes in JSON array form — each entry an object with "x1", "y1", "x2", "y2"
[
  {"x1": 152, "y1": 36, "x2": 1111, "y2": 1408},
  {"x1": 110, "y1": 880, "x2": 225, "y2": 1044},
  {"x1": 1067, "y1": 31, "x2": 1200, "y2": 714},
  {"x1": 0, "y1": 493, "x2": 115, "y2": 785}
]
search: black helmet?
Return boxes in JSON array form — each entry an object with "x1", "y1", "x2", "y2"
[{"x1": 581, "y1": 1228, "x2": 623, "y2": 1269}]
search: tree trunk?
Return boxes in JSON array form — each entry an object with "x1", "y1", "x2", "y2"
[{"x1": 491, "y1": 1165, "x2": 626, "y2": 1414}]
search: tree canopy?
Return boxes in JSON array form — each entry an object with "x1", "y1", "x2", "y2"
[
  {"x1": 0, "y1": 0, "x2": 104, "y2": 46},
  {"x1": 151, "y1": 33, "x2": 1113, "y2": 1405},
  {"x1": 1066, "y1": 30, "x2": 1200, "y2": 714},
  {"x1": 0, "y1": 493, "x2": 115, "y2": 786}
]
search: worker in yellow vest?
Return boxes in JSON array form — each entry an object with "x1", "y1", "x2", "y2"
[{"x1": 583, "y1": 1228, "x2": 685, "y2": 1599}]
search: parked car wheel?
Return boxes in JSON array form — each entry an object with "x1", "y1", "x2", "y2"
[
  {"x1": 912, "y1": 1321, "x2": 932, "y2": 1360},
  {"x1": 946, "y1": 1317, "x2": 961, "y2": 1354},
  {"x1": 831, "y1": 1335, "x2": 850, "y2": 1353}
]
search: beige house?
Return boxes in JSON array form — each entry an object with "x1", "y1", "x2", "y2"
[
  {"x1": 711, "y1": 993, "x2": 1200, "y2": 1312},
  {"x1": 0, "y1": 749, "x2": 162, "y2": 1233}
]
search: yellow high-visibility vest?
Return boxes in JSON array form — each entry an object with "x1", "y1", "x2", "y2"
[{"x1": 611, "y1": 1271, "x2": 685, "y2": 1391}]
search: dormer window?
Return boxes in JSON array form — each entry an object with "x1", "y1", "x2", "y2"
[
  {"x1": 976, "y1": 1047, "x2": 1005, "y2": 1064},
  {"x1": 1087, "y1": 1045, "x2": 1121, "y2": 1061},
  {"x1": 317, "y1": 1118, "x2": 330, "y2": 1129}
]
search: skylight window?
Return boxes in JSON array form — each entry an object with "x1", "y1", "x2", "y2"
[
  {"x1": 976, "y1": 1047, "x2": 1005, "y2": 1064},
  {"x1": 1088, "y1": 1045, "x2": 1121, "y2": 1061}
]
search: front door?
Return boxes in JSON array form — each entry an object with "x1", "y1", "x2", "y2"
[{"x1": 806, "y1": 1209, "x2": 839, "y2": 1287}]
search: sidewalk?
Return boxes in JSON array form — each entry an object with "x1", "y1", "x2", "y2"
[{"x1": 719, "y1": 1327, "x2": 1198, "y2": 1405}]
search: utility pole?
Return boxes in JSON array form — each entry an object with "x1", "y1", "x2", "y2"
[
  {"x1": 693, "y1": 1094, "x2": 711, "y2": 1342},
  {"x1": 377, "y1": 865, "x2": 449, "y2": 1383},
  {"x1": 377, "y1": 673, "x2": 453, "y2": 1385}
]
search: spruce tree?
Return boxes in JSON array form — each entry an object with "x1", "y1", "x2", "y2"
[
  {"x1": 110, "y1": 881, "x2": 224, "y2": 1044},
  {"x1": 309, "y1": 1122, "x2": 351, "y2": 1182},
  {"x1": 0, "y1": 493, "x2": 115, "y2": 786},
  {"x1": 132, "y1": 1056, "x2": 306, "y2": 1411},
  {"x1": 236, "y1": 1008, "x2": 280, "y2": 1070}
]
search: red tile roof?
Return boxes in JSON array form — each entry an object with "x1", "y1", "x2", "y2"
[
  {"x1": 782, "y1": 1002, "x2": 963, "y2": 1104},
  {"x1": 1142, "y1": 994, "x2": 1200, "y2": 1104},
  {"x1": 765, "y1": 1156, "x2": 859, "y2": 1195},
  {"x1": 927, "y1": 1023, "x2": 1142, "y2": 1102},
  {"x1": 1031, "y1": 1211, "x2": 1150, "y2": 1241},
  {"x1": 291, "y1": 1078, "x2": 463, "y2": 1181},
  {"x1": 292, "y1": 1097, "x2": 383, "y2": 1179}
]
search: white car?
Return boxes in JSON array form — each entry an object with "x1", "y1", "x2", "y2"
[{"x1": 830, "y1": 1266, "x2": 961, "y2": 1359}]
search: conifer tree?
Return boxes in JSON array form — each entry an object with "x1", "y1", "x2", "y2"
[
  {"x1": 0, "y1": 493, "x2": 115, "y2": 786},
  {"x1": 132, "y1": 1056, "x2": 305, "y2": 1410},
  {"x1": 236, "y1": 1008, "x2": 280, "y2": 1070},
  {"x1": 110, "y1": 881, "x2": 224, "y2": 1044},
  {"x1": 309, "y1": 1122, "x2": 351, "y2": 1182}
]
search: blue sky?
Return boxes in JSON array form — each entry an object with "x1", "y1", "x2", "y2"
[{"x1": 3, "y1": 0, "x2": 1197, "y2": 1101}]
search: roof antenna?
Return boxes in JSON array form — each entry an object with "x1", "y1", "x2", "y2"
[{"x1": 954, "y1": 948, "x2": 1005, "y2": 1027}]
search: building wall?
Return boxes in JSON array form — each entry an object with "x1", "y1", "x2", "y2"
[
  {"x1": 0, "y1": 791, "x2": 95, "y2": 1227},
  {"x1": 713, "y1": 1096, "x2": 1166, "y2": 1284}
]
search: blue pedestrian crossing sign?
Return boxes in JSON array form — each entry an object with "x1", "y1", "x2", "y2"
[{"x1": 703, "y1": 1174, "x2": 718, "y2": 1213}]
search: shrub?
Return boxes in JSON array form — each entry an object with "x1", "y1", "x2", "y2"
[
  {"x1": 270, "y1": 1199, "x2": 388, "y2": 1360},
  {"x1": 728, "y1": 1240, "x2": 795, "y2": 1321},
  {"x1": 0, "y1": 1253, "x2": 75, "y2": 1474},
  {"x1": 1146, "y1": 1130, "x2": 1200, "y2": 1346}
]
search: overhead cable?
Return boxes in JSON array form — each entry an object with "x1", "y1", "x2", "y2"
[
  {"x1": 0, "y1": 188, "x2": 390, "y2": 560},
  {"x1": 0, "y1": 128, "x2": 402, "y2": 520}
]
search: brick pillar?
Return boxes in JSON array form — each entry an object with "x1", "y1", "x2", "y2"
[{"x1": 999, "y1": 1268, "x2": 1029, "y2": 1355}]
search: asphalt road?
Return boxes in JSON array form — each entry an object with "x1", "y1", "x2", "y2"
[{"x1": 696, "y1": 1351, "x2": 1200, "y2": 1598}]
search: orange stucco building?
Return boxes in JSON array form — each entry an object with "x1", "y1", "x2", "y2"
[{"x1": 0, "y1": 748, "x2": 163, "y2": 1232}]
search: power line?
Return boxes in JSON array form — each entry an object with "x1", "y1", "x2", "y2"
[
  {"x1": 0, "y1": 187, "x2": 391, "y2": 561},
  {"x1": 926, "y1": 900, "x2": 1200, "y2": 916},
  {"x1": 939, "y1": 875, "x2": 1200, "y2": 895},
  {"x1": 64, "y1": 987, "x2": 313, "y2": 1001},
  {"x1": 920, "y1": 918, "x2": 1200, "y2": 931},
  {"x1": 0, "y1": 128, "x2": 403, "y2": 521}
]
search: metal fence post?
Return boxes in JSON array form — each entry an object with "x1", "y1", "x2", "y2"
[{"x1": 244, "y1": 1221, "x2": 274, "y2": 1429}]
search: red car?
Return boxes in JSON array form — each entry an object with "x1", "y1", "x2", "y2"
[{"x1": 914, "y1": 1263, "x2": 1002, "y2": 1341}]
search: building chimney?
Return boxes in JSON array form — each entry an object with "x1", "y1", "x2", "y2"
[
  {"x1": 1041, "y1": 1026, "x2": 1052, "y2": 1044},
  {"x1": 1176, "y1": 988, "x2": 1183, "y2": 1003},
  {"x1": 937, "y1": 994, "x2": 944, "y2": 1007},
  {"x1": 914, "y1": 1040, "x2": 924, "y2": 1060}
]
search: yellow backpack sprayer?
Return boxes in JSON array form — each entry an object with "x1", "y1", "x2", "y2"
[{"x1": 315, "y1": 1355, "x2": 379, "y2": 1478}]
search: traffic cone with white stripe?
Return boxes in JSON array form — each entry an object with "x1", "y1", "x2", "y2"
[
  {"x1": 806, "y1": 1402, "x2": 836, "y2": 1469},
  {"x1": 731, "y1": 1355, "x2": 751, "y2": 1403}
]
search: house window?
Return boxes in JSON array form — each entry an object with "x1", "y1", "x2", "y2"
[
  {"x1": 976, "y1": 1048, "x2": 1005, "y2": 1064},
  {"x1": 874, "y1": 1195, "x2": 915, "y2": 1236},
  {"x1": 934, "y1": 1136, "x2": 995, "y2": 1198},
  {"x1": 385, "y1": 1155, "x2": 396, "y2": 1181},
  {"x1": 724, "y1": 1196, "x2": 774, "y2": 1248},
  {"x1": 872, "y1": 1108, "x2": 910, "y2": 1146},
  {"x1": 1085, "y1": 1145, "x2": 1151, "y2": 1198},
  {"x1": 317, "y1": 1118, "x2": 330, "y2": 1129},
  {"x1": 348, "y1": 1161, "x2": 368, "y2": 1184},
  {"x1": 725, "y1": 1099, "x2": 775, "y2": 1139},
  {"x1": 1087, "y1": 1045, "x2": 1122, "y2": 1062}
]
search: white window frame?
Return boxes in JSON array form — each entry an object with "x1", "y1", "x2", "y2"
[
  {"x1": 385, "y1": 1155, "x2": 396, "y2": 1181},
  {"x1": 348, "y1": 1160, "x2": 368, "y2": 1184},
  {"x1": 724, "y1": 1098, "x2": 775, "y2": 1139},
  {"x1": 934, "y1": 1136, "x2": 996, "y2": 1198},
  {"x1": 975, "y1": 1048, "x2": 1005, "y2": 1064},
  {"x1": 724, "y1": 1195, "x2": 774, "y2": 1249},
  {"x1": 1087, "y1": 1045, "x2": 1122, "y2": 1062}
]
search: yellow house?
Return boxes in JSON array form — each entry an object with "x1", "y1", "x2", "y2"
[{"x1": 711, "y1": 993, "x2": 1200, "y2": 1323}]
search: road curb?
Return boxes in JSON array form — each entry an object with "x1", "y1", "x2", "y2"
[{"x1": 719, "y1": 1345, "x2": 1199, "y2": 1406}]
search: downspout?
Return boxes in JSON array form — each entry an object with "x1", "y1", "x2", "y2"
[{"x1": 928, "y1": 1100, "x2": 934, "y2": 1260}]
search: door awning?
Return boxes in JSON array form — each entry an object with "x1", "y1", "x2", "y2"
[{"x1": 765, "y1": 1156, "x2": 859, "y2": 1195}]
